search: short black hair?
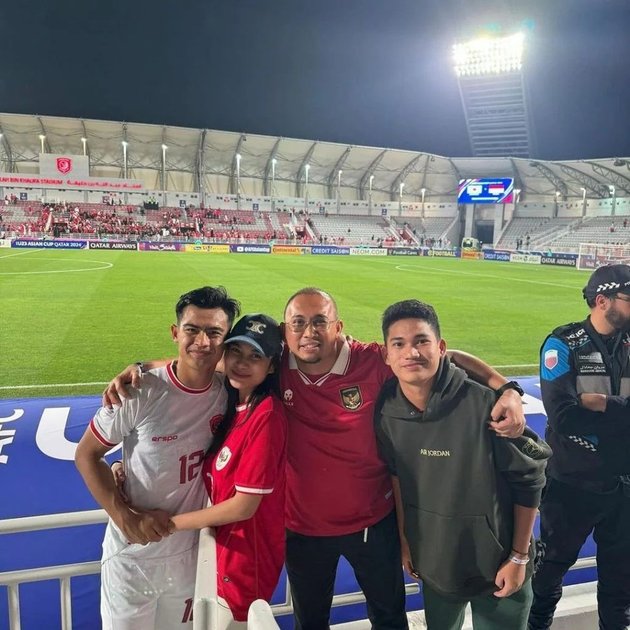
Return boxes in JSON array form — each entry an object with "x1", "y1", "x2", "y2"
[
  {"x1": 175, "y1": 286, "x2": 241, "y2": 326},
  {"x1": 382, "y1": 299, "x2": 441, "y2": 342}
]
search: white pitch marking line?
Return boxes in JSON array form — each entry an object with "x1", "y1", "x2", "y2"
[
  {"x1": 393, "y1": 264, "x2": 581, "y2": 290},
  {"x1": 0, "y1": 367, "x2": 540, "y2": 391},
  {"x1": 0, "y1": 257, "x2": 113, "y2": 275},
  {"x1": 0, "y1": 381, "x2": 109, "y2": 391},
  {"x1": 0, "y1": 248, "x2": 47, "y2": 259}
]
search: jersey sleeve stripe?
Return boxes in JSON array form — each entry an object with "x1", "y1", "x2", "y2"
[
  {"x1": 89, "y1": 419, "x2": 118, "y2": 448},
  {"x1": 235, "y1": 484, "x2": 273, "y2": 495}
]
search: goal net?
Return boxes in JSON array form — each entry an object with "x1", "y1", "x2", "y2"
[{"x1": 577, "y1": 242, "x2": 630, "y2": 271}]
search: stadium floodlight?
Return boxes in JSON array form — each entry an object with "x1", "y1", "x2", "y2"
[
  {"x1": 122, "y1": 141, "x2": 128, "y2": 179},
  {"x1": 454, "y1": 31, "x2": 532, "y2": 157},
  {"x1": 271, "y1": 158, "x2": 278, "y2": 198},
  {"x1": 608, "y1": 185, "x2": 616, "y2": 197},
  {"x1": 304, "y1": 164, "x2": 310, "y2": 208},
  {"x1": 453, "y1": 32, "x2": 524, "y2": 77},
  {"x1": 399, "y1": 182, "x2": 405, "y2": 199},
  {"x1": 39, "y1": 134, "x2": 46, "y2": 153},
  {"x1": 81, "y1": 137, "x2": 88, "y2": 156}
]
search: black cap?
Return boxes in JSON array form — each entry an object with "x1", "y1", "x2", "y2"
[
  {"x1": 224, "y1": 314, "x2": 283, "y2": 357},
  {"x1": 583, "y1": 264, "x2": 630, "y2": 300}
]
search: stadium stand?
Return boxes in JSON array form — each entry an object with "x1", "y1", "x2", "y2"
[
  {"x1": 540, "y1": 216, "x2": 630, "y2": 251},
  {"x1": 398, "y1": 216, "x2": 455, "y2": 245},
  {"x1": 308, "y1": 214, "x2": 397, "y2": 245},
  {"x1": 3, "y1": 111, "x2": 629, "y2": 630},
  {"x1": 495, "y1": 217, "x2": 578, "y2": 250}
]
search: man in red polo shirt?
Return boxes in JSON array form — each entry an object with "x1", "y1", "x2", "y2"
[{"x1": 280, "y1": 287, "x2": 525, "y2": 630}]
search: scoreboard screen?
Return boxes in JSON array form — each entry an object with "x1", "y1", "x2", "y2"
[{"x1": 458, "y1": 178, "x2": 514, "y2": 204}]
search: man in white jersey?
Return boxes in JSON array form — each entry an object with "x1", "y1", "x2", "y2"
[{"x1": 75, "y1": 286, "x2": 240, "y2": 630}]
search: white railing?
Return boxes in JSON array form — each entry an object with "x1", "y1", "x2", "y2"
[
  {"x1": 0, "y1": 509, "x2": 108, "y2": 630},
  {"x1": 1, "y1": 509, "x2": 597, "y2": 629}
]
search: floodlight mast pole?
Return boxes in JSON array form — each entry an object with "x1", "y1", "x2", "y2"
[
  {"x1": 337, "y1": 170, "x2": 342, "y2": 213},
  {"x1": 271, "y1": 158, "x2": 277, "y2": 212},
  {"x1": 161, "y1": 144, "x2": 167, "y2": 199},
  {"x1": 609, "y1": 185, "x2": 616, "y2": 216},
  {"x1": 122, "y1": 141, "x2": 128, "y2": 180},
  {"x1": 369, "y1": 175, "x2": 374, "y2": 216},
  {"x1": 235, "y1": 153, "x2": 241, "y2": 211},
  {"x1": 304, "y1": 164, "x2": 310, "y2": 213}
]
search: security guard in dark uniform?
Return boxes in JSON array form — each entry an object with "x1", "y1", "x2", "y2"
[{"x1": 528, "y1": 264, "x2": 630, "y2": 630}]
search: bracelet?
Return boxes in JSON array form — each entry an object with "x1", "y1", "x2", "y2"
[
  {"x1": 509, "y1": 555, "x2": 529, "y2": 565},
  {"x1": 511, "y1": 546, "x2": 529, "y2": 556}
]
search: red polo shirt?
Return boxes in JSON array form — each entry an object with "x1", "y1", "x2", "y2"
[
  {"x1": 205, "y1": 395, "x2": 287, "y2": 621},
  {"x1": 281, "y1": 340, "x2": 394, "y2": 536}
]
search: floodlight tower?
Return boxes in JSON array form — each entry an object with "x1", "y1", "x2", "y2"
[{"x1": 453, "y1": 32, "x2": 534, "y2": 158}]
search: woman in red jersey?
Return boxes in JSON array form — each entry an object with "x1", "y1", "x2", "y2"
[{"x1": 170, "y1": 313, "x2": 287, "y2": 627}]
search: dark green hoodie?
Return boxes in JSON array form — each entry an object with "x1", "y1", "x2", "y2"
[{"x1": 375, "y1": 357, "x2": 551, "y2": 599}]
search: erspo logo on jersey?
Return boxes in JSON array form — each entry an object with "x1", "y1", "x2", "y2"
[{"x1": 152, "y1": 434, "x2": 178, "y2": 442}]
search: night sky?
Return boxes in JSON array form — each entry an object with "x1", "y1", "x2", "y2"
[{"x1": 1, "y1": 0, "x2": 629, "y2": 161}]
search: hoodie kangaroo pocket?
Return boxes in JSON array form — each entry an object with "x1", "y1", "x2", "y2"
[{"x1": 406, "y1": 505, "x2": 506, "y2": 596}]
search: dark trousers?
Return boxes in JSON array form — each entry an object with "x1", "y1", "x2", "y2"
[
  {"x1": 528, "y1": 478, "x2": 630, "y2": 630},
  {"x1": 285, "y1": 510, "x2": 408, "y2": 630},
  {"x1": 423, "y1": 580, "x2": 533, "y2": 630}
]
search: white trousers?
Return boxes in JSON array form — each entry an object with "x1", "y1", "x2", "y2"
[{"x1": 100, "y1": 547, "x2": 196, "y2": 630}]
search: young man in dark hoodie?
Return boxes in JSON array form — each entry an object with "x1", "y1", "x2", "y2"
[{"x1": 375, "y1": 299, "x2": 551, "y2": 630}]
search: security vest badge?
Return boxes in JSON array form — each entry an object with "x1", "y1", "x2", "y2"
[{"x1": 340, "y1": 386, "x2": 362, "y2": 411}]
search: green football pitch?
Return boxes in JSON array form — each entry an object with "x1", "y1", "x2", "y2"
[{"x1": 0, "y1": 249, "x2": 590, "y2": 399}]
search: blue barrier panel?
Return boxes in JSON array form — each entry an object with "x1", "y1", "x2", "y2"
[
  {"x1": 310, "y1": 246, "x2": 351, "y2": 256},
  {"x1": 0, "y1": 378, "x2": 596, "y2": 629},
  {"x1": 483, "y1": 249, "x2": 511, "y2": 262},
  {"x1": 229, "y1": 244, "x2": 271, "y2": 254}
]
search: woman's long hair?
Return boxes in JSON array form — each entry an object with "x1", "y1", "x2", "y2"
[{"x1": 207, "y1": 351, "x2": 282, "y2": 457}]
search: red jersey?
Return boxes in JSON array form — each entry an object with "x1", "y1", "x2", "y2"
[
  {"x1": 205, "y1": 395, "x2": 287, "y2": 622},
  {"x1": 281, "y1": 340, "x2": 394, "y2": 536}
]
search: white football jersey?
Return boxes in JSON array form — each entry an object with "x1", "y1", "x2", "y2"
[{"x1": 91, "y1": 363, "x2": 227, "y2": 560}]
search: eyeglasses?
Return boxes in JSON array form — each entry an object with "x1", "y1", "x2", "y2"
[
  {"x1": 611, "y1": 294, "x2": 630, "y2": 304},
  {"x1": 287, "y1": 317, "x2": 337, "y2": 333}
]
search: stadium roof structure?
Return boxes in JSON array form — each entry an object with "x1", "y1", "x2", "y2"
[{"x1": 0, "y1": 112, "x2": 629, "y2": 202}]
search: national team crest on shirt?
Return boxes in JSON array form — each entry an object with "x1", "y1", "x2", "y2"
[
  {"x1": 56, "y1": 157, "x2": 73, "y2": 174},
  {"x1": 215, "y1": 446, "x2": 232, "y2": 471},
  {"x1": 340, "y1": 386, "x2": 362, "y2": 411},
  {"x1": 544, "y1": 349, "x2": 558, "y2": 370}
]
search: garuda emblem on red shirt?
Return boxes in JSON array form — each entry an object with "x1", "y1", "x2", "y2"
[{"x1": 340, "y1": 386, "x2": 362, "y2": 411}]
